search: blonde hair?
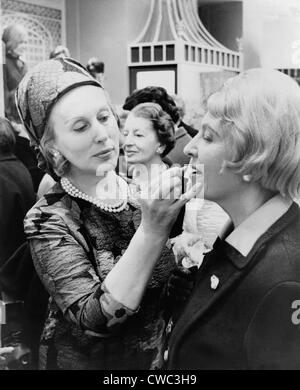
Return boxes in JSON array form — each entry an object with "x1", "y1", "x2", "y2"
[{"x1": 207, "y1": 68, "x2": 300, "y2": 199}]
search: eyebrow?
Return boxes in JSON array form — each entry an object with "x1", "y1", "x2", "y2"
[
  {"x1": 64, "y1": 106, "x2": 110, "y2": 125},
  {"x1": 124, "y1": 128, "x2": 144, "y2": 133}
]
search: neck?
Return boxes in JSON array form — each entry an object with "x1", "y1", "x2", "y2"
[
  {"x1": 219, "y1": 185, "x2": 276, "y2": 228},
  {"x1": 66, "y1": 169, "x2": 113, "y2": 198}
]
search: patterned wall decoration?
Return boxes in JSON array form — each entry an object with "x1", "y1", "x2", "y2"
[{"x1": 1, "y1": 0, "x2": 63, "y2": 68}]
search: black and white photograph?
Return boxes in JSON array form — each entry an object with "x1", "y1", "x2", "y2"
[{"x1": 0, "y1": 0, "x2": 300, "y2": 377}]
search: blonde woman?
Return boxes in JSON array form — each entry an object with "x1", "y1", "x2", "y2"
[{"x1": 165, "y1": 68, "x2": 300, "y2": 370}]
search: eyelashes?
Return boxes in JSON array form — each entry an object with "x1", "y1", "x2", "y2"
[{"x1": 72, "y1": 112, "x2": 111, "y2": 132}]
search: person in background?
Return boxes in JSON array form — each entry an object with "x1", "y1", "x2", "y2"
[
  {"x1": 86, "y1": 57, "x2": 105, "y2": 85},
  {"x1": 16, "y1": 57, "x2": 198, "y2": 370},
  {"x1": 0, "y1": 118, "x2": 36, "y2": 267},
  {"x1": 2, "y1": 24, "x2": 28, "y2": 124},
  {"x1": 12, "y1": 125, "x2": 44, "y2": 193},
  {"x1": 49, "y1": 45, "x2": 70, "y2": 59},
  {"x1": 172, "y1": 94, "x2": 199, "y2": 139},
  {"x1": 2, "y1": 24, "x2": 44, "y2": 192},
  {"x1": 123, "y1": 87, "x2": 195, "y2": 166},
  {"x1": 122, "y1": 102, "x2": 175, "y2": 199},
  {"x1": 165, "y1": 68, "x2": 300, "y2": 370}
]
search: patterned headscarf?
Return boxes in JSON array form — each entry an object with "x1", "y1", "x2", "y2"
[{"x1": 16, "y1": 57, "x2": 102, "y2": 178}]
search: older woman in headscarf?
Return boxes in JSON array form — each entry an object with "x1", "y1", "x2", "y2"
[{"x1": 16, "y1": 57, "x2": 199, "y2": 370}]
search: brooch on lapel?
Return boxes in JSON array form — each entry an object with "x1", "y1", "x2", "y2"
[{"x1": 210, "y1": 275, "x2": 219, "y2": 290}]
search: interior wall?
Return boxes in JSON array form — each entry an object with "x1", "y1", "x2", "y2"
[
  {"x1": 65, "y1": 0, "x2": 80, "y2": 60},
  {"x1": 243, "y1": 0, "x2": 300, "y2": 69},
  {"x1": 198, "y1": 1, "x2": 243, "y2": 51},
  {"x1": 65, "y1": 0, "x2": 150, "y2": 106},
  {"x1": 65, "y1": 0, "x2": 300, "y2": 108}
]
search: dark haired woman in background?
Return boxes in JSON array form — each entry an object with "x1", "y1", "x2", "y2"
[
  {"x1": 123, "y1": 86, "x2": 196, "y2": 166},
  {"x1": 122, "y1": 102, "x2": 175, "y2": 199}
]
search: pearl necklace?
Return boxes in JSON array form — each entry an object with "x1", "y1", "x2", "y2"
[{"x1": 61, "y1": 176, "x2": 129, "y2": 213}]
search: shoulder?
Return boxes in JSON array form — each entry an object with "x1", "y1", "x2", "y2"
[
  {"x1": 25, "y1": 183, "x2": 82, "y2": 237},
  {"x1": 250, "y1": 206, "x2": 300, "y2": 278},
  {"x1": 0, "y1": 157, "x2": 34, "y2": 191}
]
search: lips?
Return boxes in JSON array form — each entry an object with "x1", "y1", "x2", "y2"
[
  {"x1": 184, "y1": 164, "x2": 204, "y2": 184},
  {"x1": 191, "y1": 164, "x2": 204, "y2": 174},
  {"x1": 93, "y1": 147, "x2": 114, "y2": 158},
  {"x1": 124, "y1": 150, "x2": 138, "y2": 157}
]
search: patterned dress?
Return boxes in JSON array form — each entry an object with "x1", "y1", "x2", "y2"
[{"x1": 24, "y1": 182, "x2": 175, "y2": 370}]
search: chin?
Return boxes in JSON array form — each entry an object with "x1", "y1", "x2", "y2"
[
  {"x1": 126, "y1": 157, "x2": 141, "y2": 166},
  {"x1": 96, "y1": 161, "x2": 117, "y2": 177}
]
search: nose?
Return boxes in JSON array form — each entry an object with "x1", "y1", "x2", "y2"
[
  {"x1": 123, "y1": 133, "x2": 134, "y2": 147},
  {"x1": 183, "y1": 136, "x2": 198, "y2": 158},
  {"x1": 93, "y1": 121, "x2": 109, "y2": 143}
]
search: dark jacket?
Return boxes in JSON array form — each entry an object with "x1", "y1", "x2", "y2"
[
  {"x1": 0, "y1": 153, "x2": 36, "y2": 267},
  {"x1": 166, "y1": 127, "x2": 192, "y2": 167},
  {"x1": 166, "y1": 202, "x2": 300, "y2": 370},
  {"x1": 14, "y1": 135, "x2": 44, "y2": 192}
]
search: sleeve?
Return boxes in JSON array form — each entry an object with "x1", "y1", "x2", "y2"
[
  {"x1": 25, "y1": 209, "x2": 137, "y2": 334},
  {"x1": 244, "y1": 281, "x2": 300, "y2": 370}
]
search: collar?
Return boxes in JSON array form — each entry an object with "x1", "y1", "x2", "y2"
[{"x1": 225, "y1": 194, "x2": 292, "y2": 257}]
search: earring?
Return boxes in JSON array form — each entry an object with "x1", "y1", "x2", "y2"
[
  {"x1": 53, "y1": 150, "x2": 62, "y2": 159},
  {"x1": 156, "y1": 147, "x2": 163, "y2": 155},
  {"x1": 242, "y1": 174, "x2": 252, "y2": 182}
]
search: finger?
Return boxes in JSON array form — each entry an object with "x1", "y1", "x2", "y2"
[
  {"x1": 180, "y1": 182, "x2": 203, "y2": 202},
  {"x1": 153, "y1": 176, "x2": 182, "y2": 201},
  {"x1": 151, "y1": 167, "x2": 183, "y2": 200},
  {"x1": 168, "y1": 180, "x2": 183, "y2": 202},
  {"x1": 0, "y1": 347, "x2": 14, "y2": 355}
]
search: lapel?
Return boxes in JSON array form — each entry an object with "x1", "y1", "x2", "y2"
[{"x1": 169, "y1": 202, "x2": 299, "y2": 352}]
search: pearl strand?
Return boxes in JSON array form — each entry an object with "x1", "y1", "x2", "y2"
[{"x1": 61, "y1": 177, "x2": 128, "y2": 213}]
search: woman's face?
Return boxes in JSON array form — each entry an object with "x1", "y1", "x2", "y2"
[
  {"x1": 11, "y1": 31, "x2": 28, "y2": 57},
  {"x1": 50, "y1": 85, "x2": 120, "y2": 178},
  {"x1": 13, "y1": 39, "x2": 27, "y2": 57},
  {"x1": 184, "y1": 112, "x2": 243, "y2": 203},
  {"x1": 122, "y1": 112, "x2": 162, "y2": 166}
]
